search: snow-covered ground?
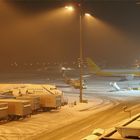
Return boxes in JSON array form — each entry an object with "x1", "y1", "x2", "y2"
[
  {"x1": 0, "y1": 76, "x2": 140, "y2": 140},
  {"x1": 0, "y1": 82, "x2": 114, "y2": 140}
]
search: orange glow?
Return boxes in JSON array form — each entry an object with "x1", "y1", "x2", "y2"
[
  {"x1": 65, "y1": 6, "x2": 74, "y2": 11},
  {"x1": 85, "y1": 13, "x2": 91, "y2": 17}
]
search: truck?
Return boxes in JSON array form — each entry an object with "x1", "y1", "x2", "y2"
[
  {"x1": 71, "y1": 79, "x2": 87, "y2": 89},
  {"x1": 28, "y1": 93, "x2": 61, "y2": 111},
  {"x1": 0, "y1": 103, "x2": 8, "y2": 121},
  {"x1": 16, "y1": 96, "x2": 40, "y2": 113},
  {"x1": 0, "y1": 99, "x2": 32, "y2": 120},
  {"x1": 26, "y1": 85, "x2": 62, "y2": 111}
]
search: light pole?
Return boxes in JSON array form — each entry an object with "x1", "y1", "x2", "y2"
[
  {"x1": 65, "y1": 4, "x2": 91, "y2": 103},
  {"x1": 79, "y1": 3, "x2": 83, "y2": 103}
]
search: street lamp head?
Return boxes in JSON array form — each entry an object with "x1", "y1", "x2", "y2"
[
  {"x1": 65, "y1": 6, "x2": 74, "y2": 11},
  {"x1": 85, "y1": 13, "x2": 91, "y2": 17}
]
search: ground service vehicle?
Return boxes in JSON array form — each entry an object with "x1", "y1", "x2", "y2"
[
  {"x1": 81, "y1": 128, "x2": 104, "y2": 140},
  {"x1": 0, "y1": 99, "x2": 31, "y2": 120},
  {"x1": 0, "y1": 103, "x2": 8, "y2": 120},
  {"x1": 16, "y1": 96, "x2": 40, "y2": 113},
  {"x1": 71, "y1": 80, "x2": 87, "y2": 89},
  {"x1": 28, "y1": 93, "x2": 61, "y2": 111}
]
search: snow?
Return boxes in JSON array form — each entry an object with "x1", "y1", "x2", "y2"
[
  {"x1": 0, "y1": 76, "x2": 140, "y2": 140},
  {"x1": 0, "y1": 83, "x2": 113, "y2": 140}
]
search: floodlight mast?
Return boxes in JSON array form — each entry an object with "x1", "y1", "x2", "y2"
[
  {"x1": 79, "y1": 3, "x2": 83, "y2": 103},
  {"x1": 65, "y1": 2, "x2": 92, "y2": 103}
]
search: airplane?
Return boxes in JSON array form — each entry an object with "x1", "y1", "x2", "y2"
[{"x1": 86, "y1": 58, "x2": 140, "y2": 80}]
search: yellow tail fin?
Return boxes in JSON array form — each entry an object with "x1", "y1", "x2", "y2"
[{"x1": 86, "y1": 58, "x2": 101, "y2": 73}]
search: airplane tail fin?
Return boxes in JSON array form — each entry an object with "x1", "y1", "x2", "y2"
[{"x1": 86, "y1": 57, "x2": 101, "y2": 73}]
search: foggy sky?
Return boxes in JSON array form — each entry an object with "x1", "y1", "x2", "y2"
[{"x1": 0, "y1": 0, "x2": 140, "y2": 69}]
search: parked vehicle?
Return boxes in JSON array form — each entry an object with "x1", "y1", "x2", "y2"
[
  {"x1": 16, "y1": 96, "x2": 40, "y2": 113},
  {"x1": 81, "y1": 128, "x2": 104, "y2": 140},
  {"x1": 0, "y1": 99, "x2": 31, "y2": 120},
  {"x1": 0, "y1": 103, "x2": 8, "y2": 121}
]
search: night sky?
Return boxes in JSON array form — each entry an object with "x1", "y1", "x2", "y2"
[{"x1": 0, "y1": 0, "x2": 140, "y2": 70}]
